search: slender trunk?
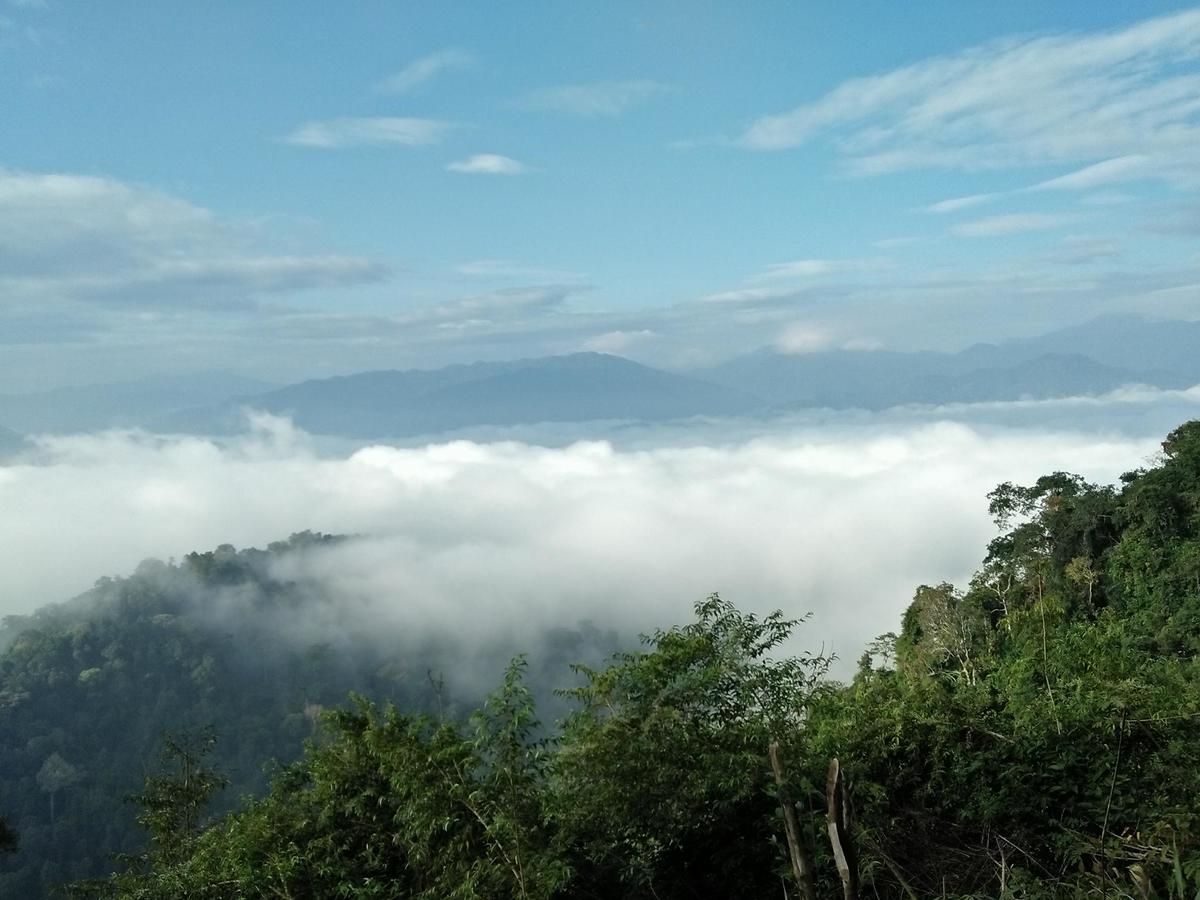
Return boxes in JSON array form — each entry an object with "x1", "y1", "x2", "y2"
[
  {"x1": 1039, "y1": 600, "x2": 1062, "y2": 735},
  {"x1": 826, "y1": 758, "x2": 859, "y2": 900},
  {"x1": 768, "y1": 743, "x2": 817, "y2": 900}
]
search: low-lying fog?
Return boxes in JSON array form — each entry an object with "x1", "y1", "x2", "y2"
[{"x1": 3, "y1": 388, "x2": 1194, "y2": 674}]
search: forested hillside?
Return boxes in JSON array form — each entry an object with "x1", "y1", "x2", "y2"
[
  {"x1": 4, "y1": 422, "x2": 1200, "y2": 898},
  {"x1": 0, "y1": 534, "x2": 615, "y2": 898},
  {"x1": 73, "y1": 422, "x2": 1200, "y2": 899}
]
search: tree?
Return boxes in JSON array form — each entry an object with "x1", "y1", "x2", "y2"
[
  {"x1": 36, "y1": 754, "x2": 80, "y2": 827},
  {"x1": 898, "y1": 583, "x2": 990, "y2": 684},
  {"x1": 0, "y1": 814, "x2": 16, "y2": 855},
  {"x1": 129, "y1": 729, "x2": 227, "y2": 865},
  {"x1": 68, "y1": 730, "x2": 227, "y2": 899},
  {"x1": 552, "y1": 595, "x2": 830, "y2": 898}
]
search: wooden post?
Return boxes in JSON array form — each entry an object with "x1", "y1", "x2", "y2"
[
  {"x1": 826, "y1": 758, "x2": 860, "y2": 900},
  {"x1": 768, "y1": 742, "x2": 817, "y2": 900}
]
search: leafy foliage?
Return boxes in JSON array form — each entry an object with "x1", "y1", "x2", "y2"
[
  {"x1": 808, "y1": 422, "x2": 1200, "y2": 897},
  {"x1": 550, "y1": 596, "x2": 829, "y2": 898}
]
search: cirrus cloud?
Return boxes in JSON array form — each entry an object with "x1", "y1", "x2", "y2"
[
  {"x1": 375, "y1": 48, "x2": 473, "y2": 94},
  {"x1": 738, "y1": 8, "x2": 1200, "y2": 185},
  {"x1": 282, "y1": 117, "x2": 456, "y2": 149}
]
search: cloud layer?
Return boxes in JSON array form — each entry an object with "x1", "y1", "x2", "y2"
[{"x1": 0, "y1": 417, "x2": 1156, "y2": 674}]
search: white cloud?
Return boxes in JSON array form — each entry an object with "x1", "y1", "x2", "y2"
[
  {"x1": 771, "y1": 322, "x2": 881, "y2": 354},
  {"x1": 755, "y1": 258, "x2": 890, "y2": 280},
  {"x1": 0, "y1": 419, "x2": 1155, "y2": 675},
  {"x1": 581, "y1": 329, "x2": 655, "y2": 353},
  {"x1": 0, "y1": 167, "x2": 388, "y2": 308},
  {"x1": 375, "y1": 49, "x2": 473, "y2": 94},
  {"x1": 516, "y1": 79, "x2": 672, "y2": 117},
  {"x1": 925, "y1": 193, "x2": 998, "y2": 214},
  {"x1": 952, "y1": 212, "x2": 1075, "y2": 237},
  {"x1": 926, "y1": 156, "x2": 1152, "y2": 214},
  {"x1": 456, "y1": 259, "x2": 583, "y2": 281},
  {"x1": 446, "y1": 154, "x2": 527, "y2": 175},
  {"x1": 283, "y1": 117, "x2": 456, "y2": 148},
  {"x1": 774, "y1": 323, "x2": 834, "y2": 354},
  {"x1": 423, "y1": 285, "x2": 578, "y2": 326},
  {"x1": 699, "y1": 285, "x2": 804, "y2": 305},
  {"x1": 761, "y1": 259, "x2": 835, "y2": 278},
  {"x1": 1026, "y1": 155, "x2": 1151, "y2": 191},
  {"x1": 738, "y1": 8, "x2": 1200, "y2": 183},
  {"x1": 873, "y1": 236, "x2": 924, "y2": 249}
]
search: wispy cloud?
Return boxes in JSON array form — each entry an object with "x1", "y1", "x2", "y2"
[
  {"x1": 1038, "y1": 235, "x2": 1123, "y2": 266},
  {"x1": 283, "y1": 117, "x2": 456, "y2": 148},
  {"x1": 759, "y1": 259, "x2": 837, "y2": 278},
  {"x1": 753, "y1": 258, "x2": 891, "y2": 280},
  {"x1": 738, "y1": 9, "x2": 1200, "y2": 184},
  {"x1": 0, "y1": 167, "x2": 389, "y2": 309},
  {"x1": 375, "y1": 48, "x2": 472, "y2": 94},
  {"x1": 446, "y1": 154, "x2": 527, "y2": 175},
  {"x1": 926, "y1": 155, "x2": 1153, "y2": 214},
  {"x1": 422, "y1": 285, "x2": 580, "y2": 327},
  {"x1": 580, "y1": 329, "x2": 655, "y2": 353},
  {"x1": 515, "y1": 79, "x2": 672, "y2": 117},
  {"x1": 925, "y1": 194, "x2": 999, "y2": 214},
  {"x1": 951, "y1": 212, "x2": 1076, "y2": 237},
  {"x1": 1026, "y1": 155, "x2": 1151, "y2": 191},
  {"x1": 456, "y1": 259, "x2": 583, "y2": 281}
]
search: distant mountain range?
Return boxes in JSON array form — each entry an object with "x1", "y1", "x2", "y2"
[
  {"x1": 700, "y1": 349, "x2": 1189, "y2": 411},
  {"x1": 162, "y1": 353, "x2": 755, "y2": 437},
  {"x1": 2, "y1": 316, "x2": 1198, "y2": 439},
  {"x1": 0, "y1": 372, "x2": 275, "y2": 434},
  {"x1": 962, "y1": 315, "x2": 1200, "y2": 380}
]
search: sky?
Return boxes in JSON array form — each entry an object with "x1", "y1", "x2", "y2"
[{"x1": 2, "y1": 1, "x2": 1199, "y2": 389}]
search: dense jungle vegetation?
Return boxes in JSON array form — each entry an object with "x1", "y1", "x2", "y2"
[
  {"x1": 4, "y1": 421, "x2": 1200, "y2": 897},
  {"x1": 0, "y1": 534, "x2": 614, "y2": 898}
]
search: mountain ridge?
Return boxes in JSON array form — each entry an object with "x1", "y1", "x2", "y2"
[{"x1": 161, "y1": 352, "x2": 758, "y2": 438}]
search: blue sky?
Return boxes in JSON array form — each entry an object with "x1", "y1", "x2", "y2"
[{"x1": 1, "y1": 1, "x2": 1199, "y2": 388}]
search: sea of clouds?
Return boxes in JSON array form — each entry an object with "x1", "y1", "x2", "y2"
[{"x1": 0, "y1": 406, "x2": 1176, "y2": 675}]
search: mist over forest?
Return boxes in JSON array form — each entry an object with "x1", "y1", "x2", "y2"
[
  {"x1": 0, "y1": 412, "x2": 1163, "y2": 659},
  {"x1": 4, "y1": 2, "x2": 1200, "y2": 897}
]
